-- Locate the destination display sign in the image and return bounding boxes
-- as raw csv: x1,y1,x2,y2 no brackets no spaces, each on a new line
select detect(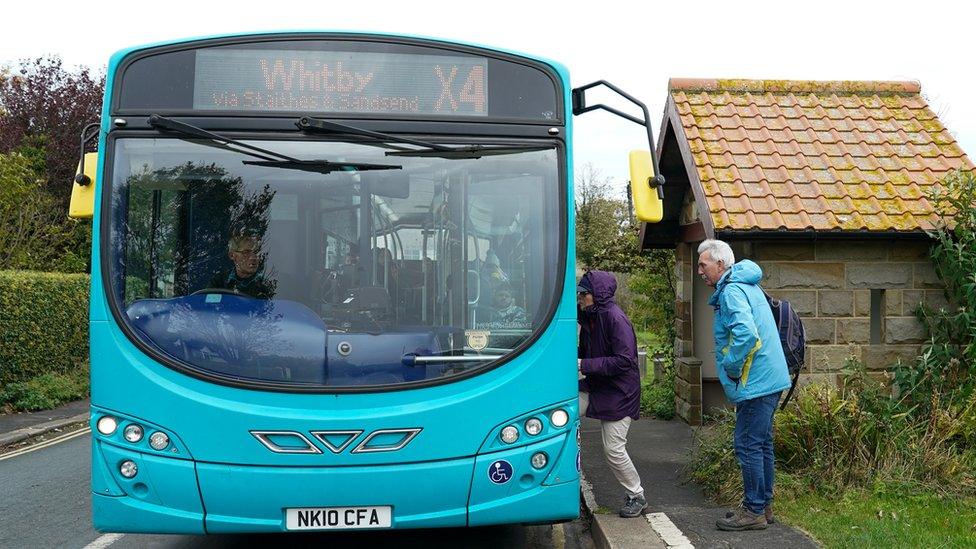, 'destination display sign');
193,49,489,116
